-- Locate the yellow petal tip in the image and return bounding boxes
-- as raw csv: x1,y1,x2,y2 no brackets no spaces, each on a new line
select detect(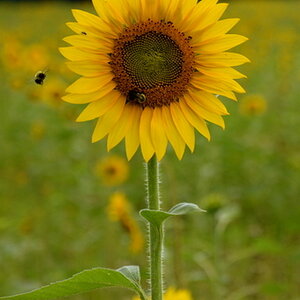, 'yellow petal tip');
143,153,154,162
61,95,69,102
75,115,85,122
